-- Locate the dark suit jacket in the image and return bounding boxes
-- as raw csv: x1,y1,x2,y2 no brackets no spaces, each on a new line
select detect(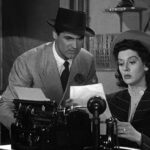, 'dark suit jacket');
1,42,98,128
107,88,150,150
